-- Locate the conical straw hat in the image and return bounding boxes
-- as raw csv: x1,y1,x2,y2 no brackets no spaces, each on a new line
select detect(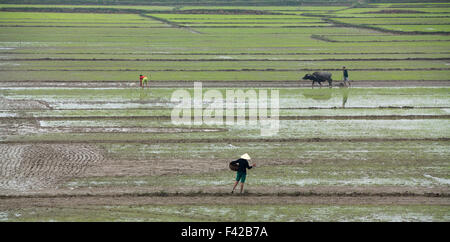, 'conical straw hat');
240,153,251,160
